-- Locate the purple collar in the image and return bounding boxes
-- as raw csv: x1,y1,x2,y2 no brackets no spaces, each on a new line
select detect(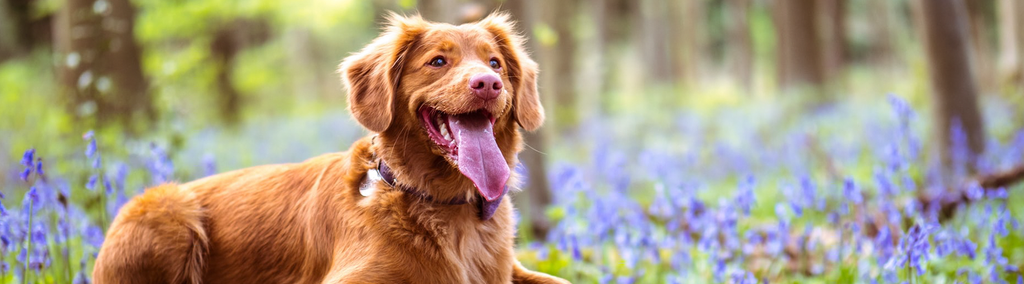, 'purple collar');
377,159,470,206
